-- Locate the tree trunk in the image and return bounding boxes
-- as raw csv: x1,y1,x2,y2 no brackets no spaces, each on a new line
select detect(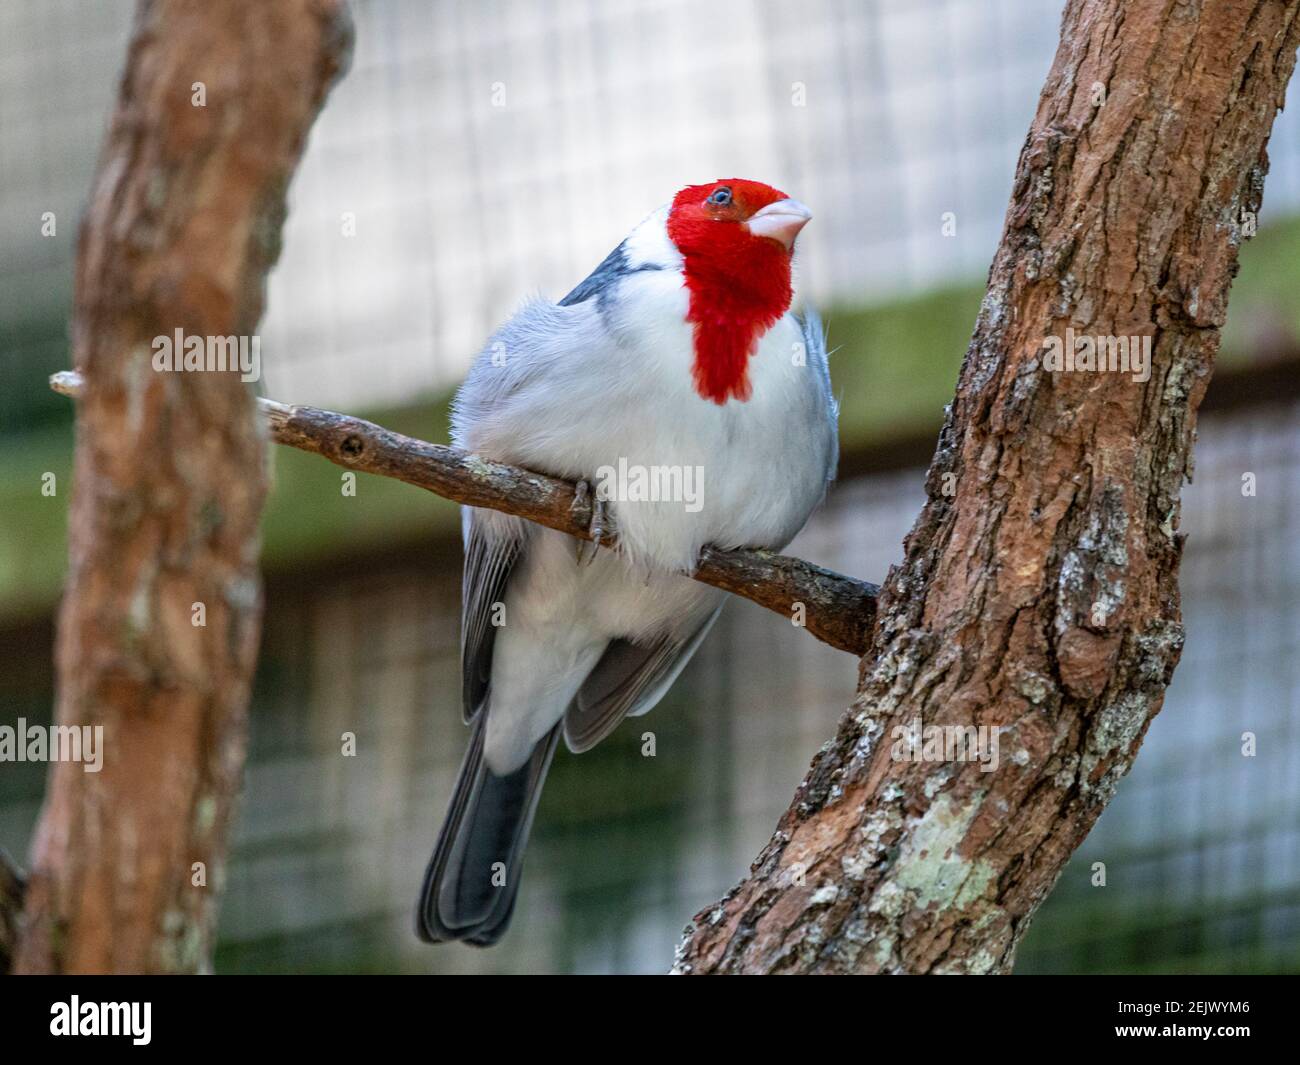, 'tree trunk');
674,0,1300,974
13,0,351,974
